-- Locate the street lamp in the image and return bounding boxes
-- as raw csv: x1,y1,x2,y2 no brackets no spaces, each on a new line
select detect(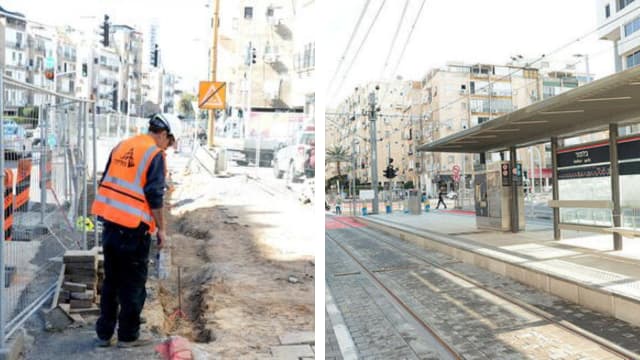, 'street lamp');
573,54,591,83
